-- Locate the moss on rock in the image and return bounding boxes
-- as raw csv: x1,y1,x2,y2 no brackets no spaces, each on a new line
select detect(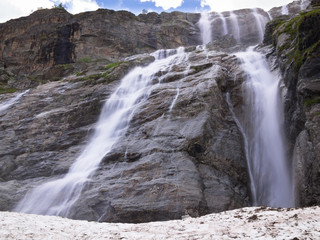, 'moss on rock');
274,8,320,70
